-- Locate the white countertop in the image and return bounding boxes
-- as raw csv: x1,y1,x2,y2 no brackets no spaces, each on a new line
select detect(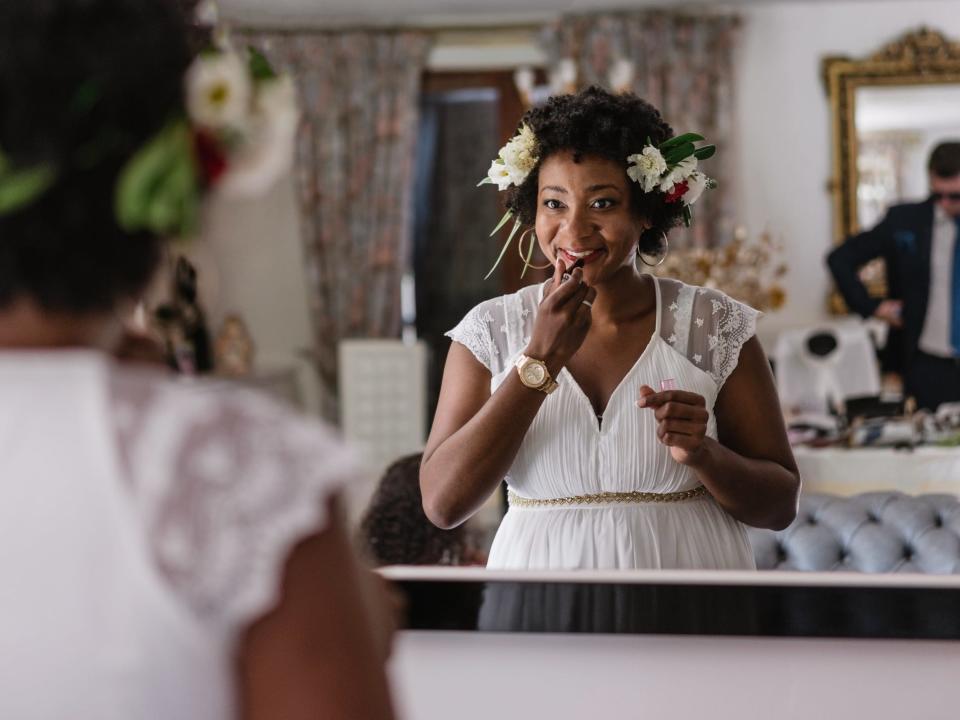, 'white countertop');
379,564,960,589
